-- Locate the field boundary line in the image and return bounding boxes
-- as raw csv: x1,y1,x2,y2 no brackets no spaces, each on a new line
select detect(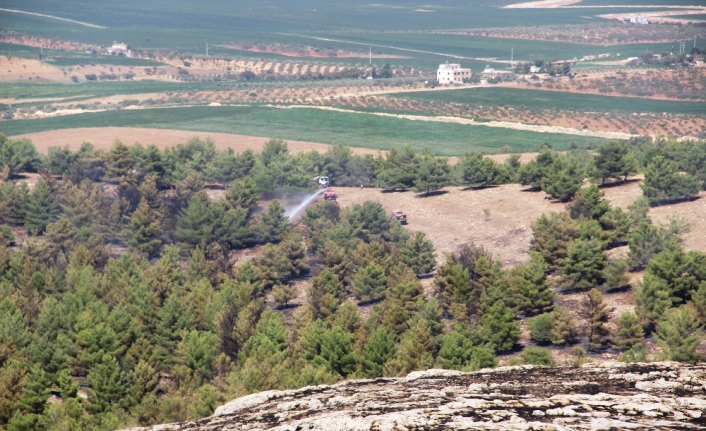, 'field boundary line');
0,8,107,28
270,104,632,140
